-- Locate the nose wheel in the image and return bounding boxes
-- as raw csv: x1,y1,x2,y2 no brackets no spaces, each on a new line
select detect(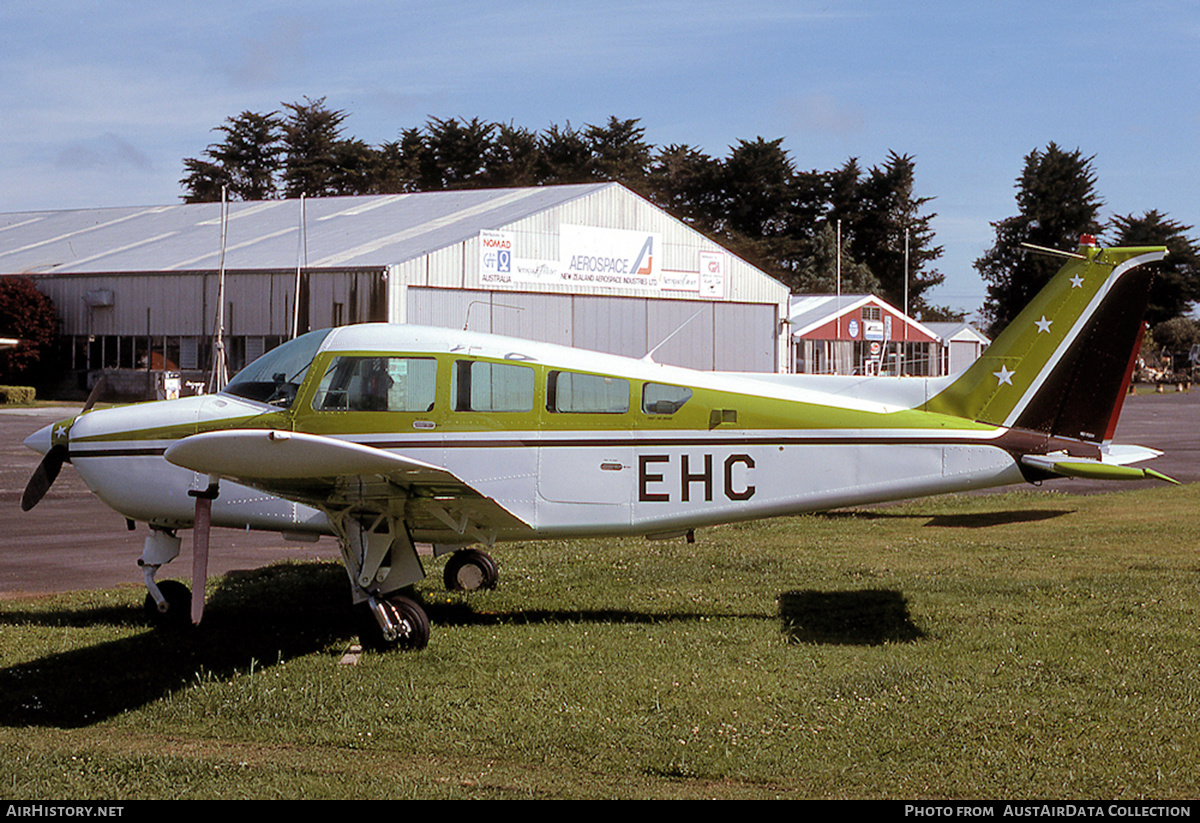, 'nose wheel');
143,579,192,628
358,593,430,651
